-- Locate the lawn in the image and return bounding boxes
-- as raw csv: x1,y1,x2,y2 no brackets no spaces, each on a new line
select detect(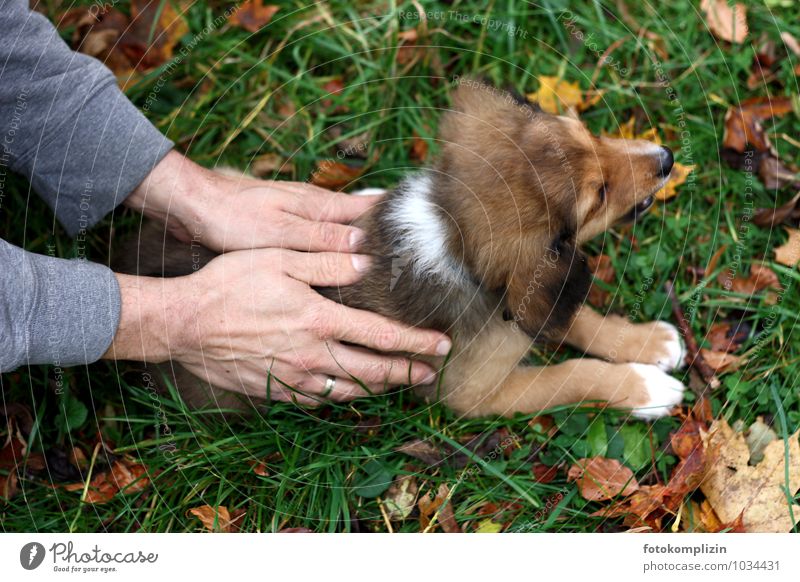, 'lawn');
2,0,799,533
